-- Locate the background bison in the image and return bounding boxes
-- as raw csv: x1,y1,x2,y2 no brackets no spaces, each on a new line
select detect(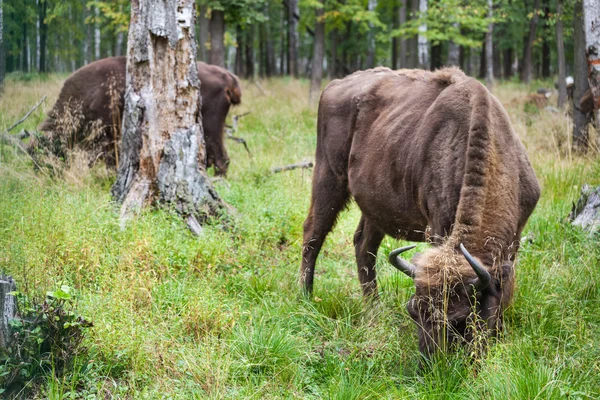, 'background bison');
301,67,540,356
37,56,241,176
